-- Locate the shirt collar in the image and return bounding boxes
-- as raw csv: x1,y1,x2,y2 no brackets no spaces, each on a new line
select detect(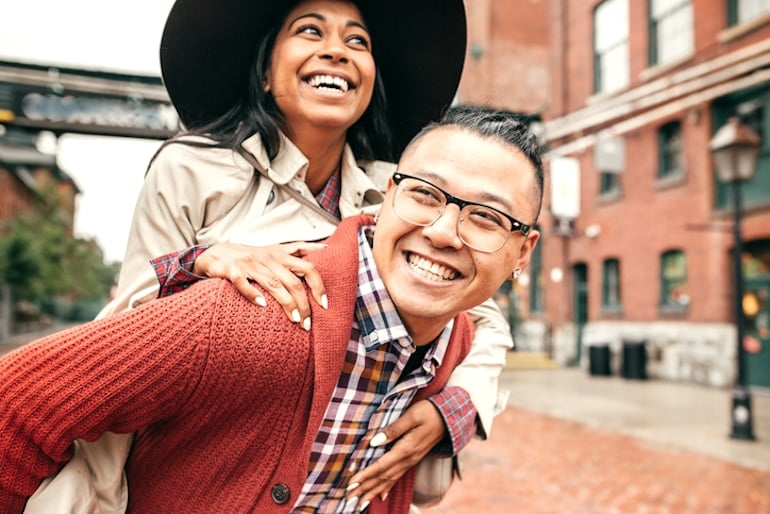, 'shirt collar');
354,226,452,367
